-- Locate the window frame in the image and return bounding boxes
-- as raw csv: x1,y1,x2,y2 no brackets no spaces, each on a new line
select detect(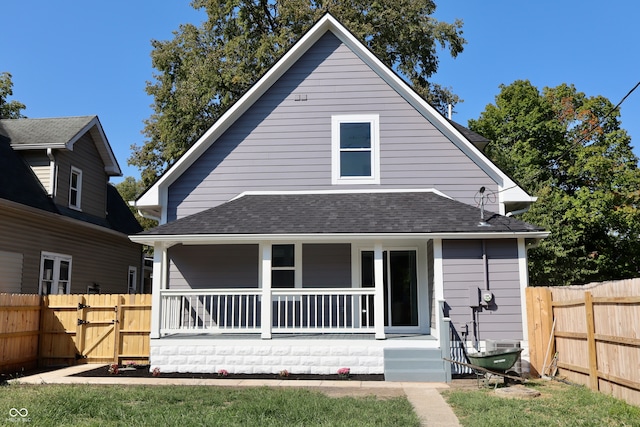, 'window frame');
128,266,138,293
69,166,83,210
39,252,73,295
331,114,380,185
268,243,302,289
